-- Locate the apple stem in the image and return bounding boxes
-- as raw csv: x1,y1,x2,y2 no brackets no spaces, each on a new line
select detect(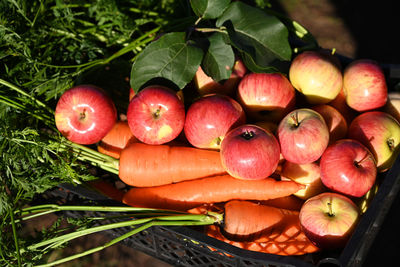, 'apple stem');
387,138,395,151
241,130,255,140
152,108,161,119
327,201,334,217
354,152,370,168
291,112,299,128
79,109,86,120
